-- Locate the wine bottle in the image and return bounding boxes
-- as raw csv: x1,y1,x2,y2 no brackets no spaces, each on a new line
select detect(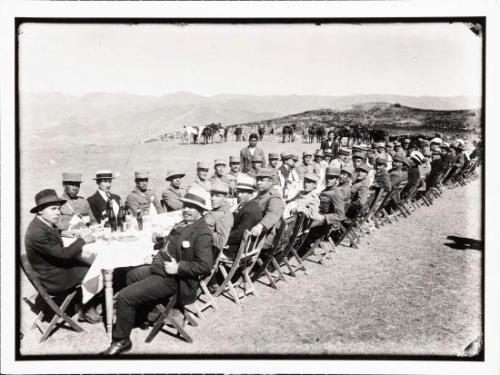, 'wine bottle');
109,204,117,232
136,208,143,231
118,204,126,232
